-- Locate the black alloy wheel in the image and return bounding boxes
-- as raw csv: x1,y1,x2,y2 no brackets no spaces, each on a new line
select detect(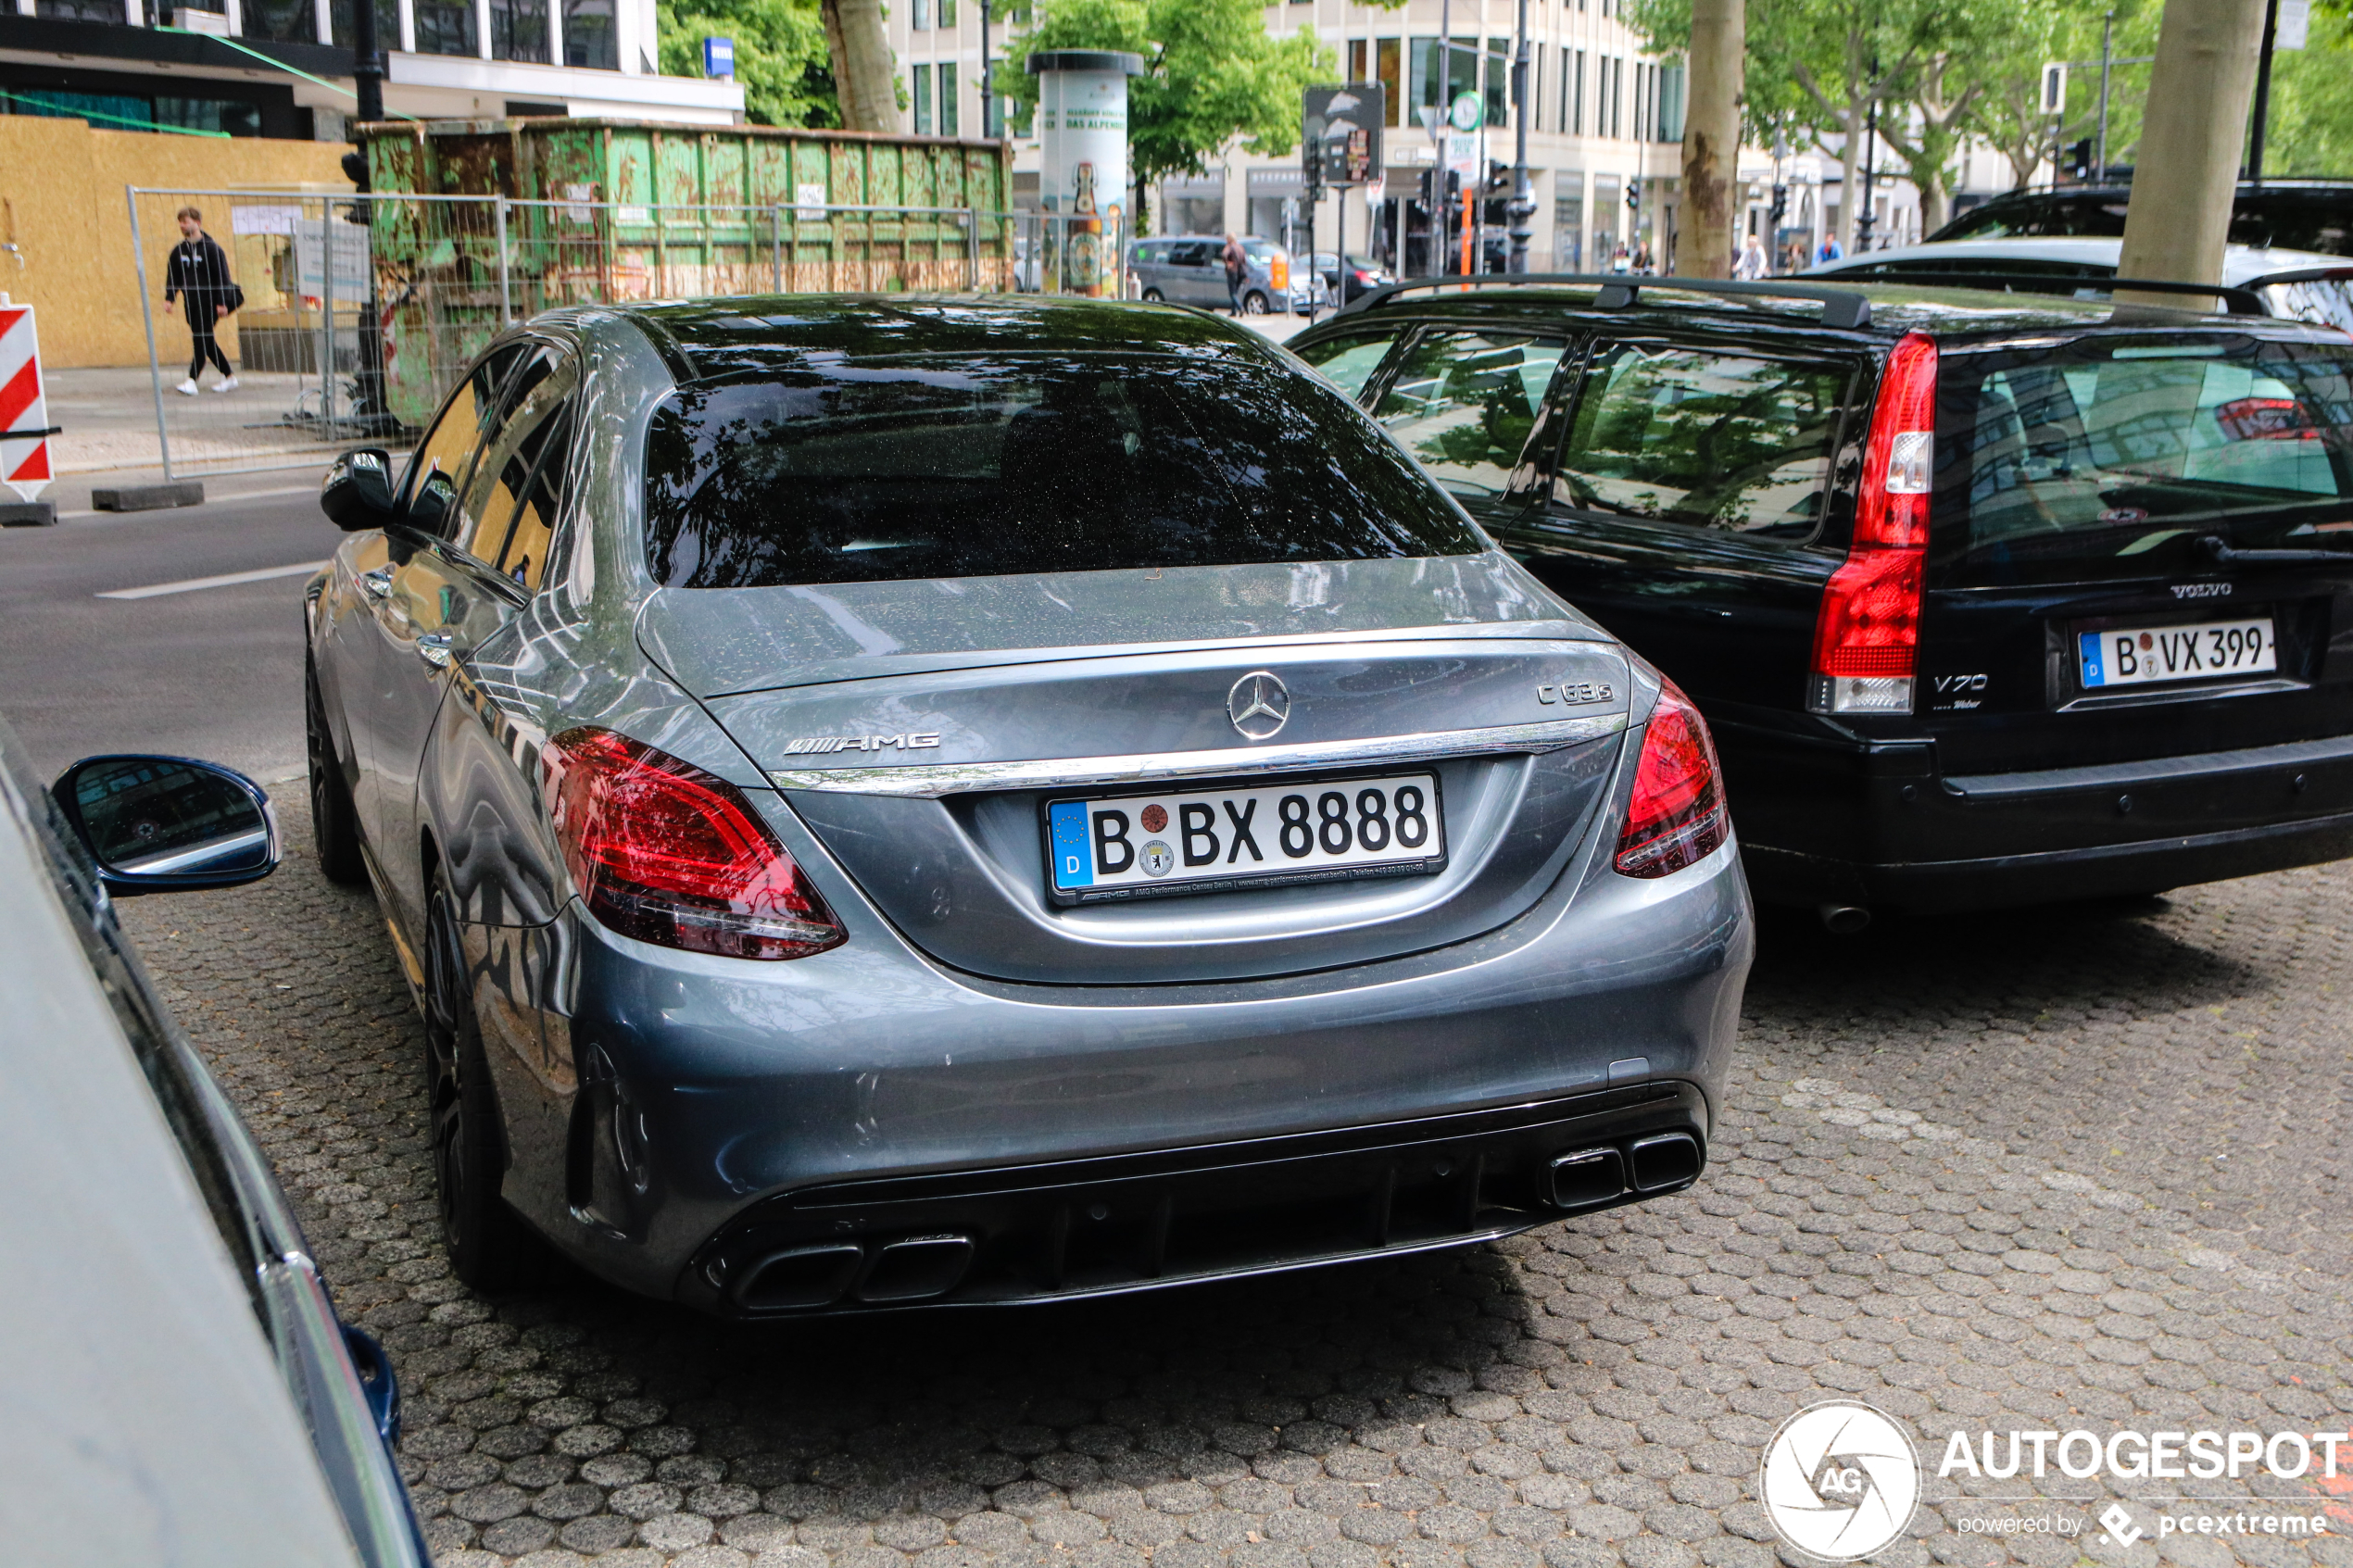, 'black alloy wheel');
422,874,544,1291
305,657,369,886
